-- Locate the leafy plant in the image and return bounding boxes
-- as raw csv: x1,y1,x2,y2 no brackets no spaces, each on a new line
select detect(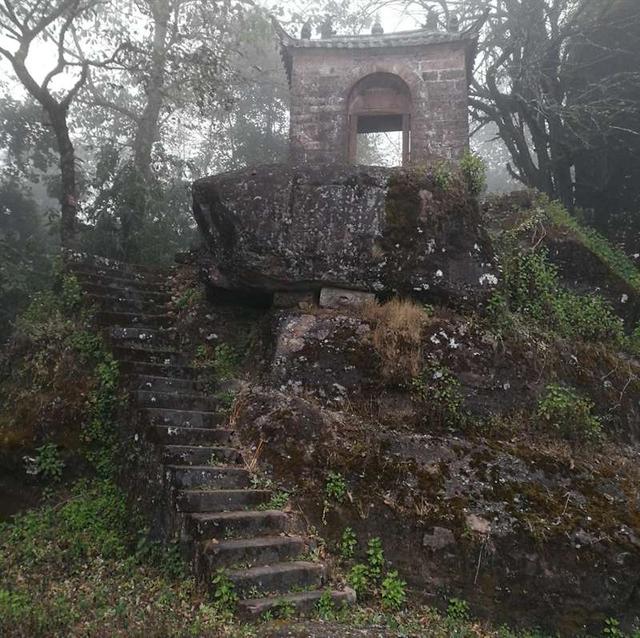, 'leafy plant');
34,443,65,482
347,563,369,595
325,471,347,504
380,570,407,611
366,537,385,580
447,597,470,622
211,570,238,614
338,526,357,560
412,366,466,428
460,150,487,197
603,617,624,638
433,160,453,191
259,490,289,511
316,590,336,620
537,384,602,442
